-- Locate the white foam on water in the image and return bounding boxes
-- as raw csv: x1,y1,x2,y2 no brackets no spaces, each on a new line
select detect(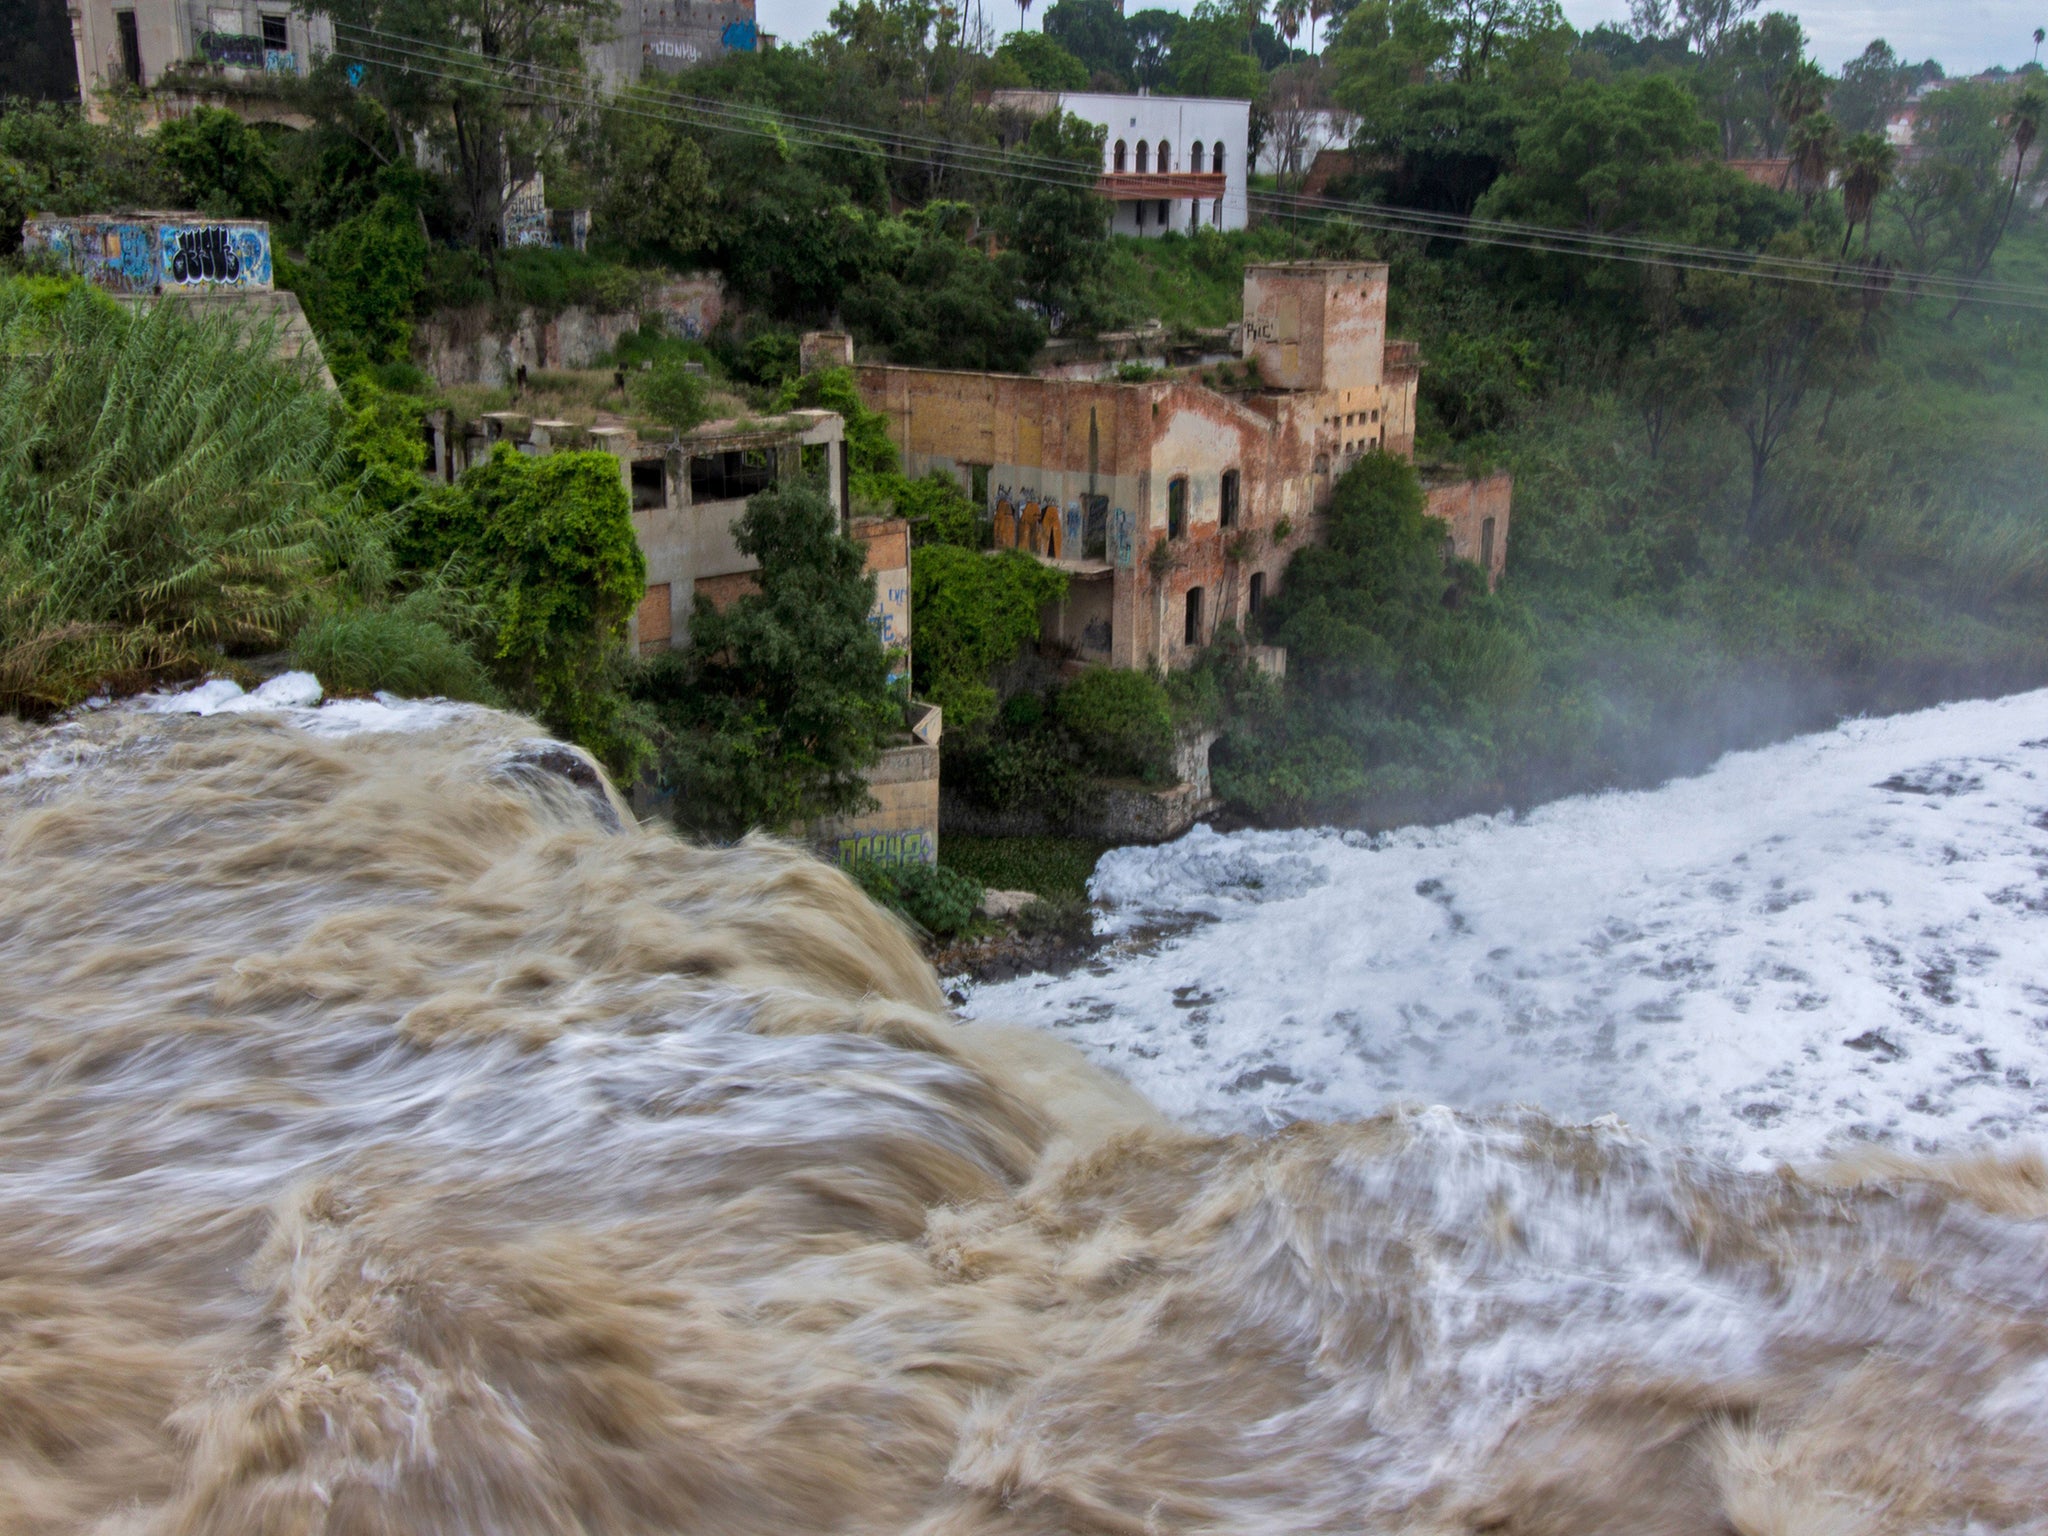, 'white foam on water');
125,671,475,734
964,689,2048,1168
